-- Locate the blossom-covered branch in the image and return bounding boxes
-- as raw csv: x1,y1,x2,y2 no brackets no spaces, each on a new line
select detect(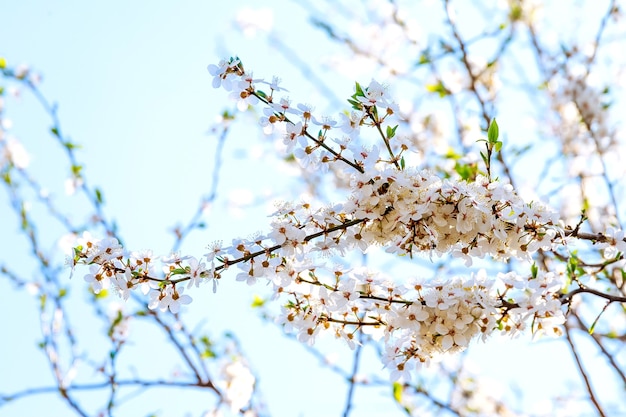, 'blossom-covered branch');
72,56,626,381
